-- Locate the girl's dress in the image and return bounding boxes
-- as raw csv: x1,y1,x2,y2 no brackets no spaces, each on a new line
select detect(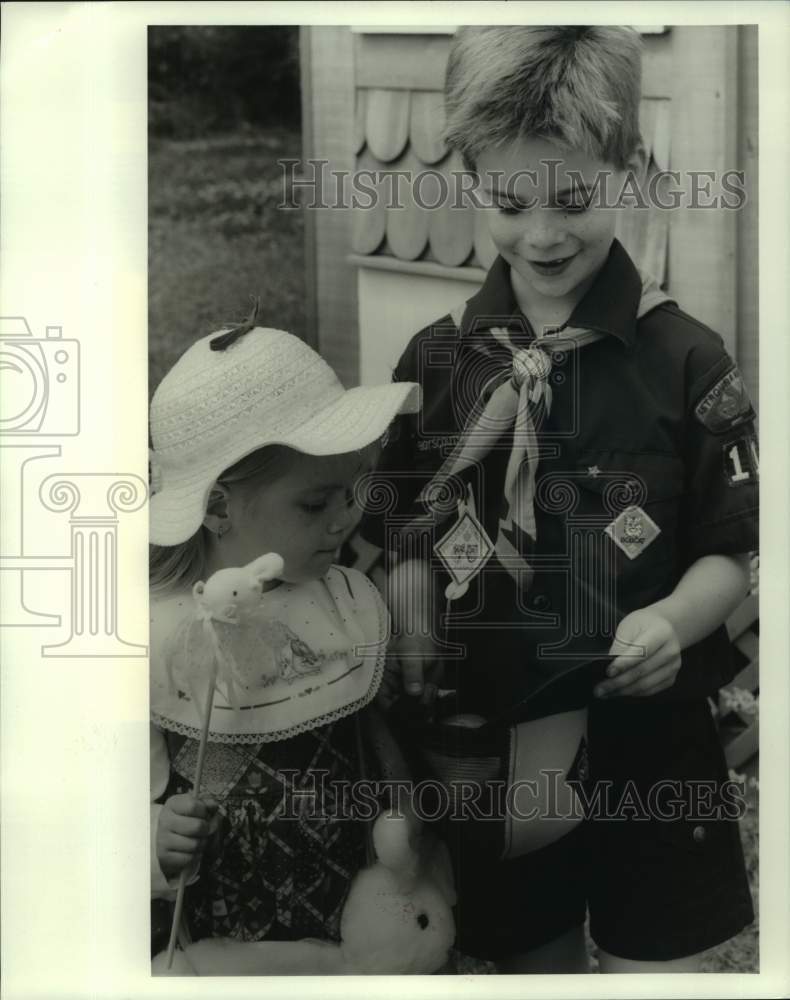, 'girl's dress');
150,565,388,944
